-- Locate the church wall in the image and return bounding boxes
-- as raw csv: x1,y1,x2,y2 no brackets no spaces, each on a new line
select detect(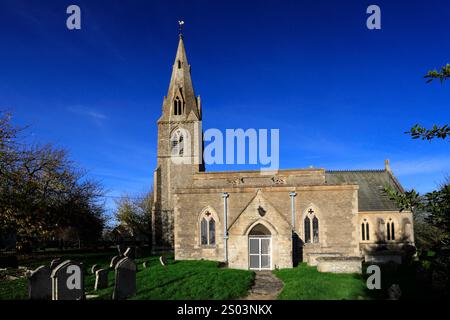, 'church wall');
174,192,225,261
174,184,360,270
308,188,358,258
263,186,360,260
191,169,325,188
226,190,293,269
358,210,415,258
